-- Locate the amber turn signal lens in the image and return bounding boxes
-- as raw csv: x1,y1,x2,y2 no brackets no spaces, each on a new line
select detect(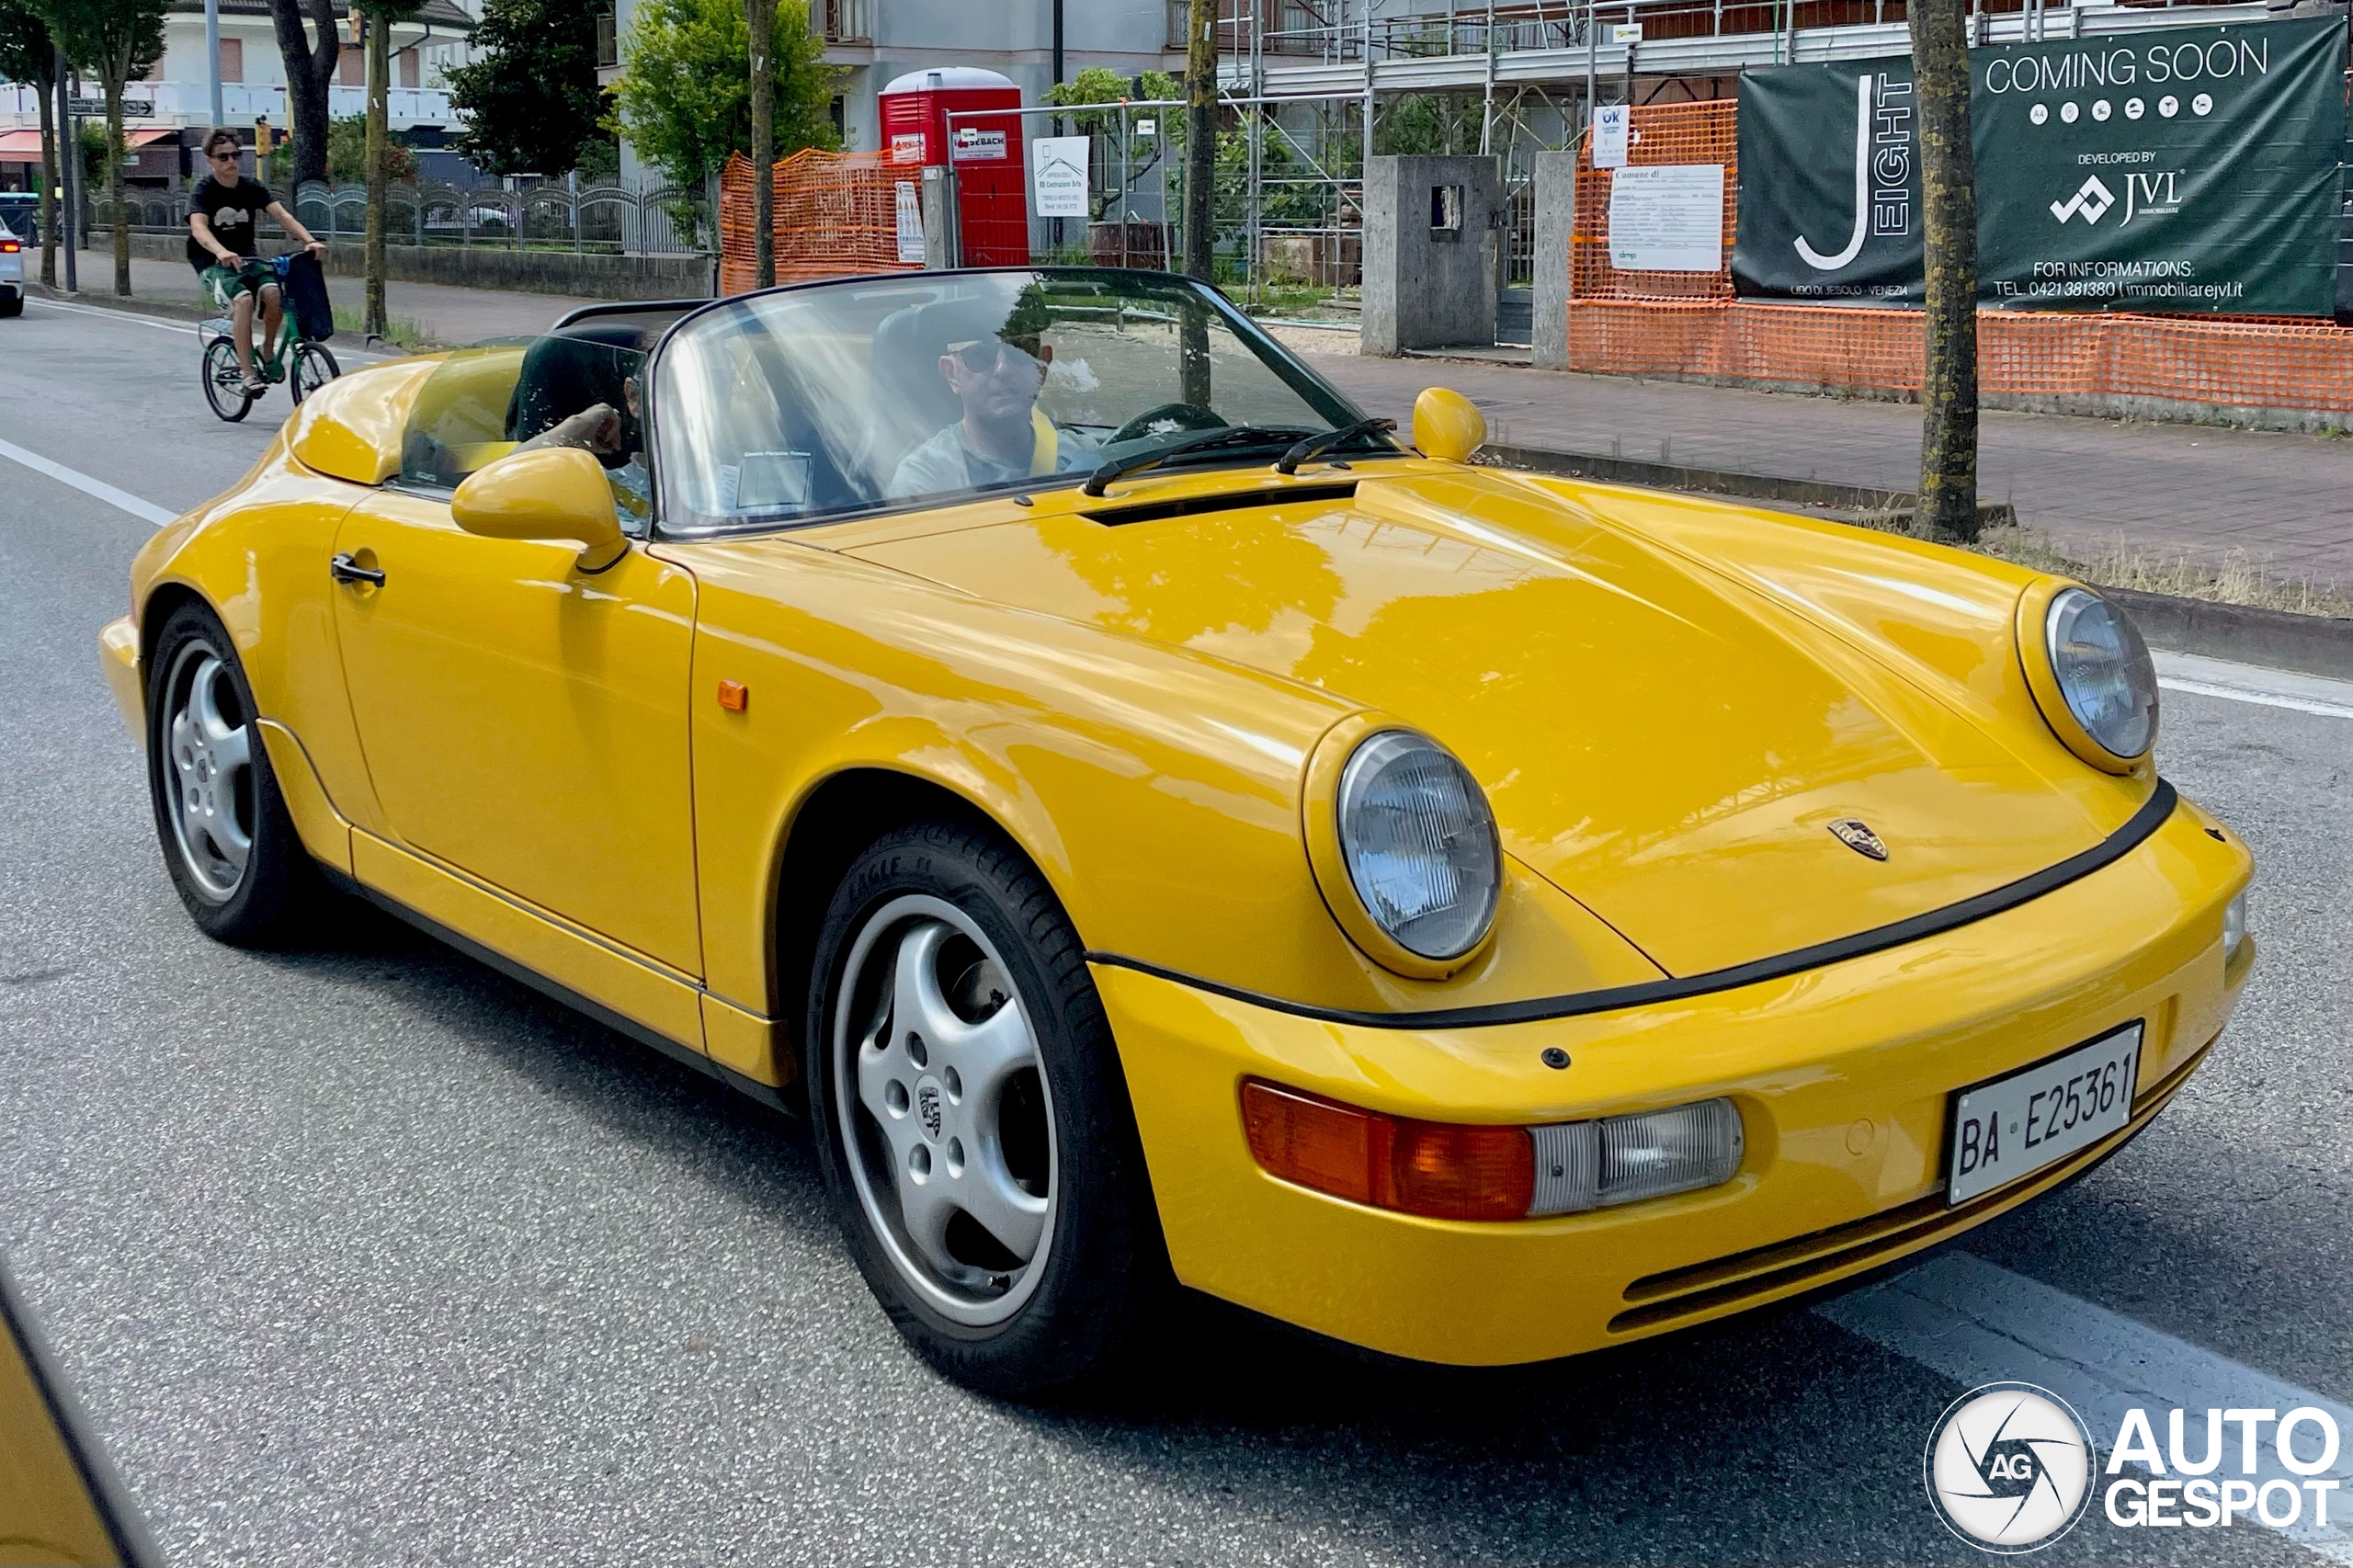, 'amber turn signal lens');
716,679,748,711
1240,1080,1535,1221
